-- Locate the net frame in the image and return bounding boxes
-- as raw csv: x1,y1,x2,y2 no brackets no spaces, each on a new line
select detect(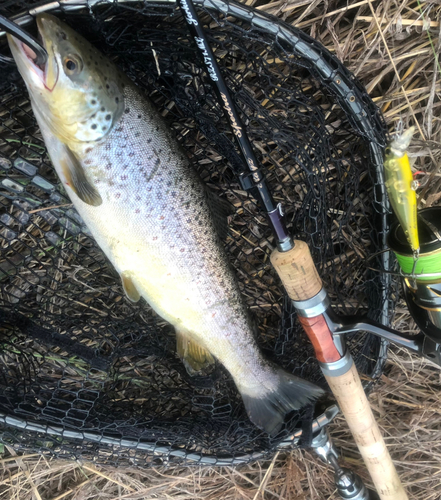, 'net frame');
0,0,391,466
